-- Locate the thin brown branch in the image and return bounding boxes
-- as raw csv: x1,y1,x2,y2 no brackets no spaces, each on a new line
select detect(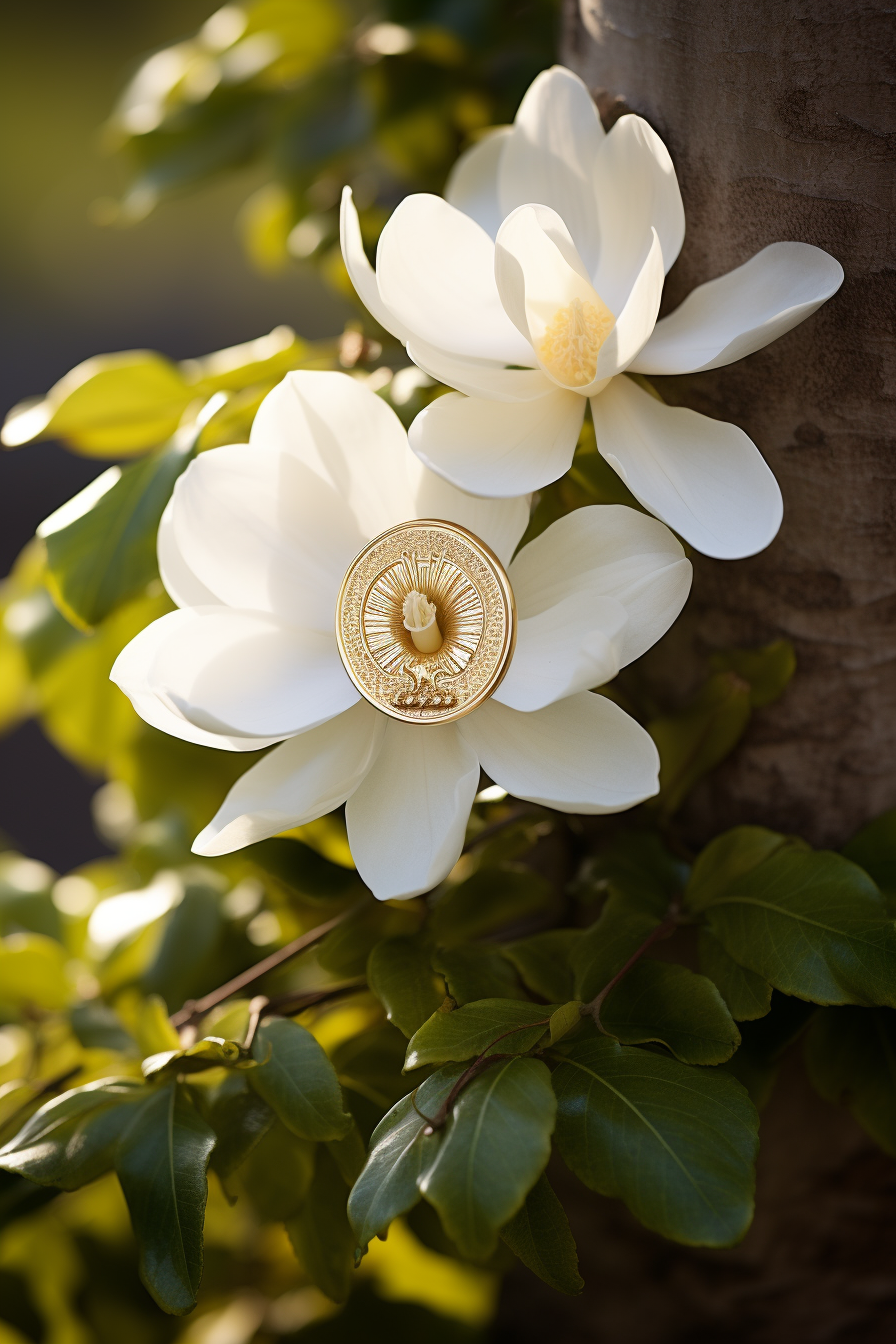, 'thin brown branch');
170,904,361,1029
416,1016,552,1133
587,900,681,1031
